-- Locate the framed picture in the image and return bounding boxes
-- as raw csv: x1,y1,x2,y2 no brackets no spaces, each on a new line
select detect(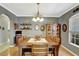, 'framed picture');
14,23,19,30
62,24,67,32
40,25,45,31
47,24,51,31
35,24,39,30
